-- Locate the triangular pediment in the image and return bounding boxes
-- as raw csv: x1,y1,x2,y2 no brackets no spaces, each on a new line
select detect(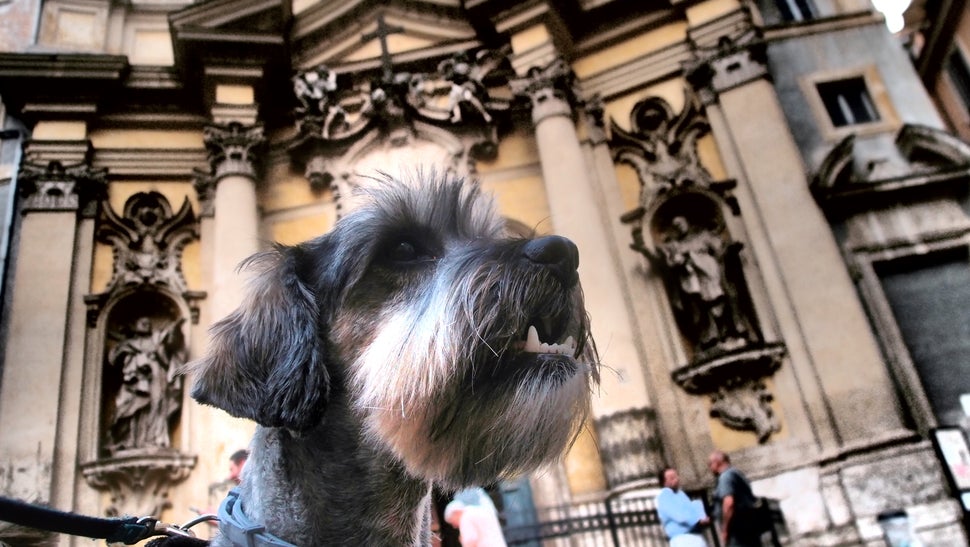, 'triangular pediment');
291,3,481,72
